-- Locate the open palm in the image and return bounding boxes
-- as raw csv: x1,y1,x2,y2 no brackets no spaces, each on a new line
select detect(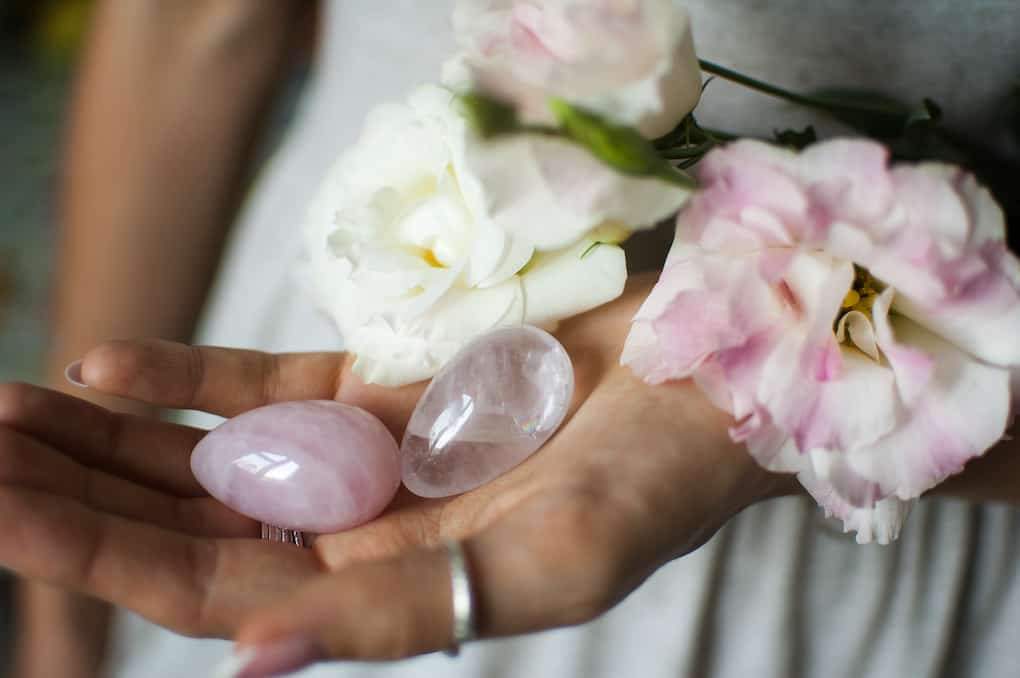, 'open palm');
0,275,783,660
